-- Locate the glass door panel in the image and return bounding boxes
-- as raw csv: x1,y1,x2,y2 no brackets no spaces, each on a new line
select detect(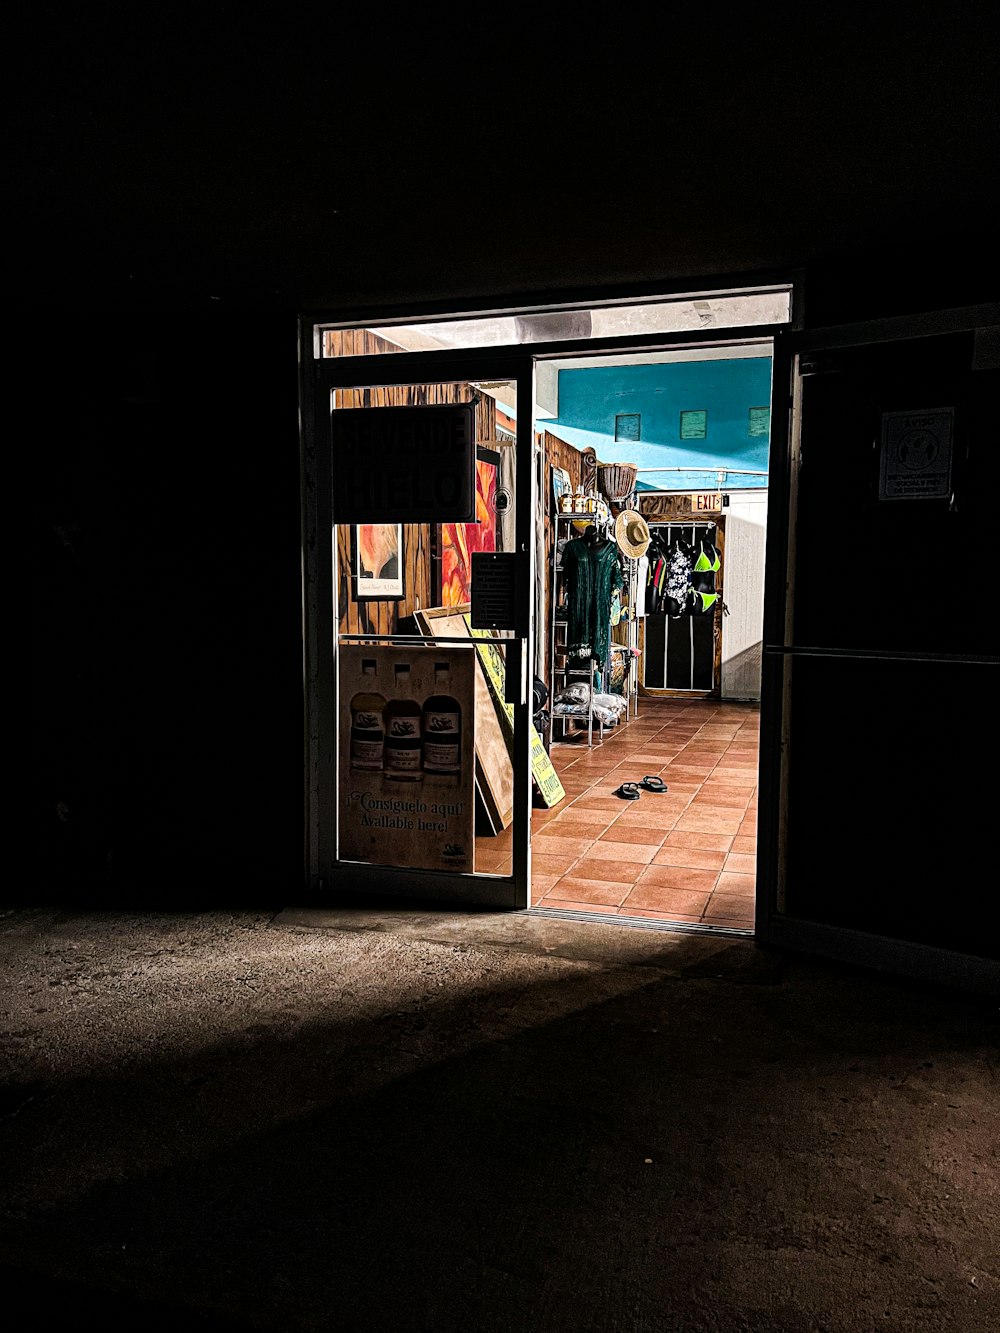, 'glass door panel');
322,373,528,907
